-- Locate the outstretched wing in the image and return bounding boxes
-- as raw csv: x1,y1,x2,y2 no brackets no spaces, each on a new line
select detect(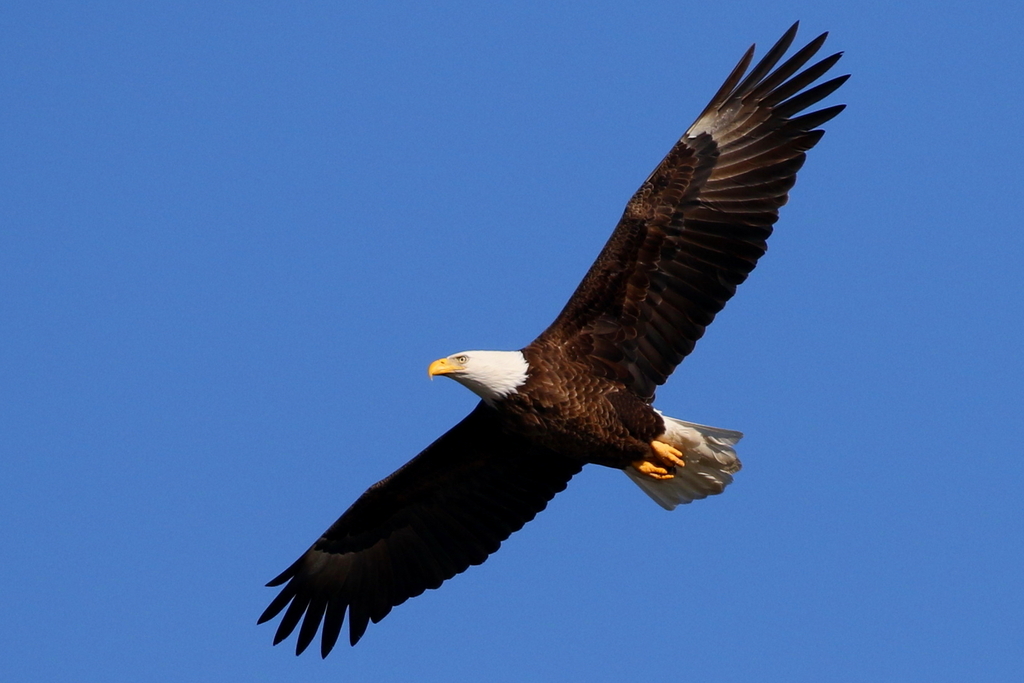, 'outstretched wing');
534,23,848,400
258,403,581,657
